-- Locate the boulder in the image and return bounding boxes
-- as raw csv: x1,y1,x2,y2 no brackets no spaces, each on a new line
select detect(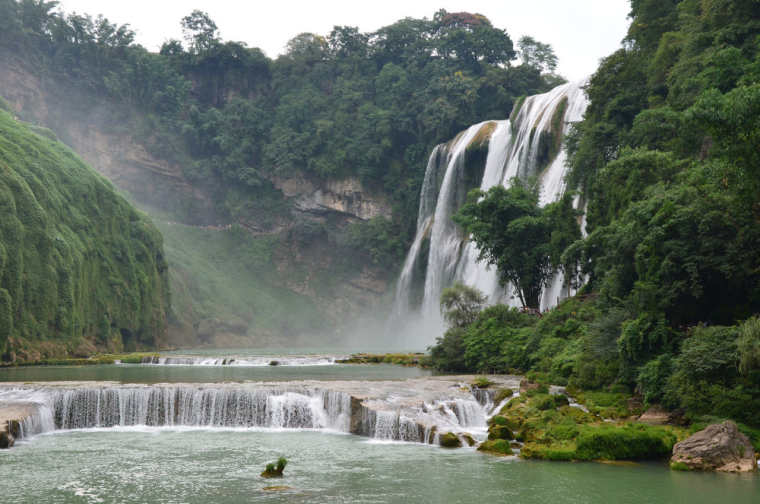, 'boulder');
670,421,756,472
439,432,462,448
0,430,14,449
